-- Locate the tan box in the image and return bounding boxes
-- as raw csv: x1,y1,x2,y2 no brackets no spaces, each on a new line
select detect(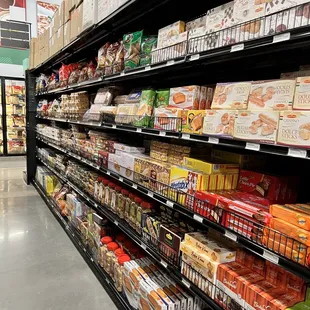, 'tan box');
168,85,200,109
248,80,296,111
57,25,64,51
63,21,71,47
70,8,77,40
55,1,65,28
293,77,310,110
64,0,70,22
234,110,279,144
49,34,56,57
277,111,310,147
211,82,251,110
68,0,75,11
76,2,83,36
29,38,38,68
